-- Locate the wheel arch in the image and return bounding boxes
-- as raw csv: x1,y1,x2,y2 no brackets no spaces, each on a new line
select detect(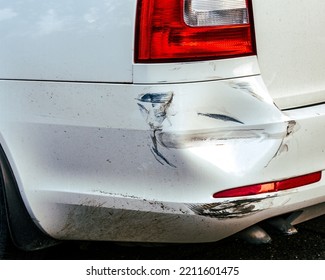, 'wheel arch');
0,145,59,251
